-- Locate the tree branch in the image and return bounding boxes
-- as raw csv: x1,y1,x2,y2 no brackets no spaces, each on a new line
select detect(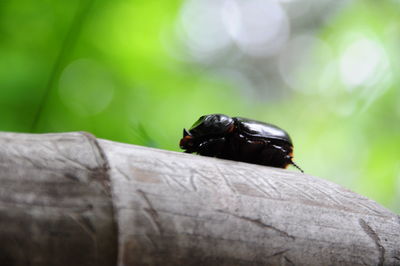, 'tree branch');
0,132,399,266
